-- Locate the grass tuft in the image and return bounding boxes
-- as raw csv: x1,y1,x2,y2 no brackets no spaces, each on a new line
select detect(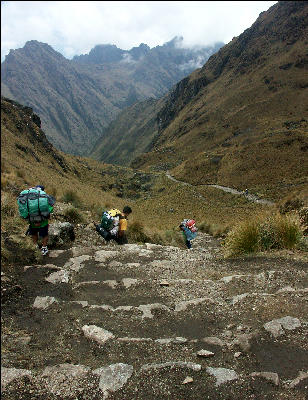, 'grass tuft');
224,213,303,257
63,206,85,224
62,190,82,208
